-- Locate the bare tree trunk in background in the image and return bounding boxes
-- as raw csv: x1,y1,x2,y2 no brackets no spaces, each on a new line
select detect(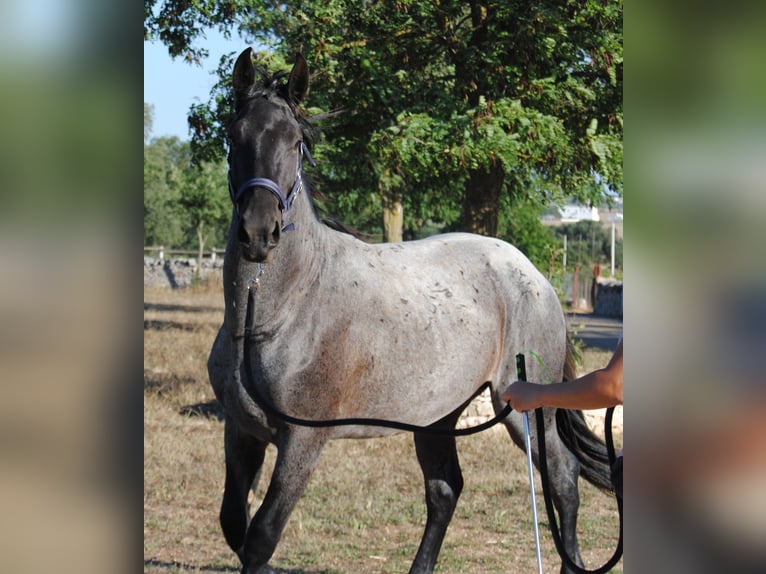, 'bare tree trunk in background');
381,183,404,243
196,223,206,275
460,163,504,237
